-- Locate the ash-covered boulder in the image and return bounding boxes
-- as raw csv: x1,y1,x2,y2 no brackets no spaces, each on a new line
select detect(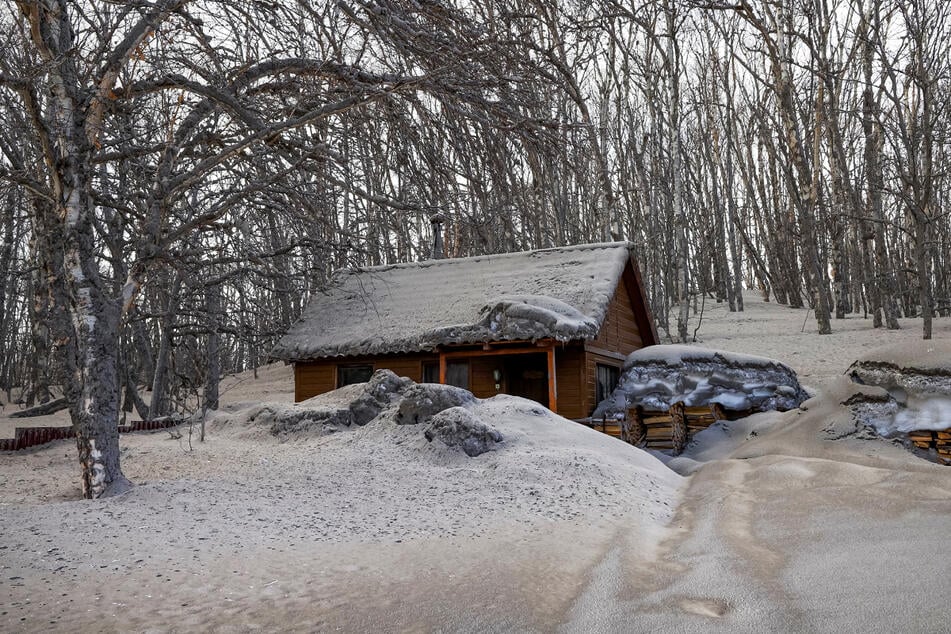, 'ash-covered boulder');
205,400,353,439
424,406,503,456
595,344,808,418
252,404,353,437
263,369,412,436
395,383,478,425
348,369,413,425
